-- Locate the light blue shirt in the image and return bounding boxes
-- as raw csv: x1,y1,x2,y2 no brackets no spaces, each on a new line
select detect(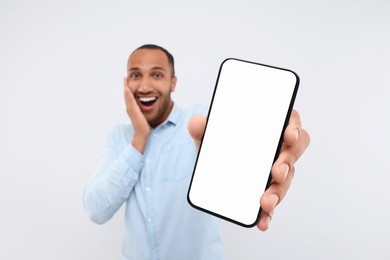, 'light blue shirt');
83,104,224,260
